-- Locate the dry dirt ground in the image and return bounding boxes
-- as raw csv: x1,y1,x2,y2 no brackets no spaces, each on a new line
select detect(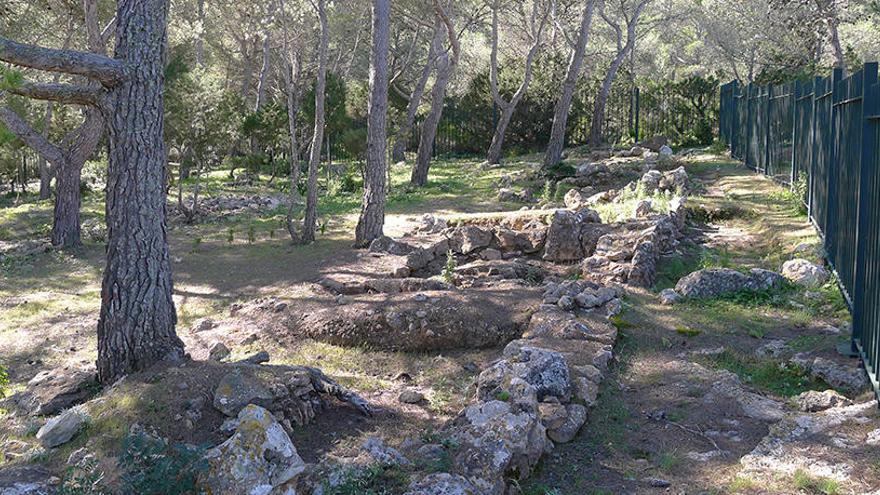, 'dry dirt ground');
1,153,878,494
